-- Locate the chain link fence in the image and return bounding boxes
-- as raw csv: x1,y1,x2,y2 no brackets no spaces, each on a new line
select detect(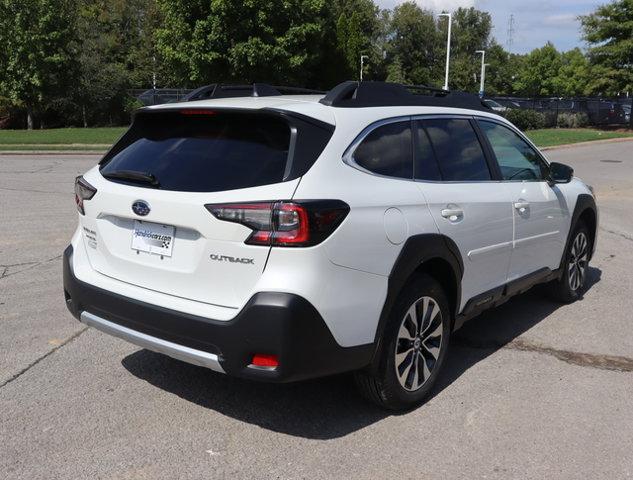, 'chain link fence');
128,88,193,106
489,96,633,128
129,89,633,129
